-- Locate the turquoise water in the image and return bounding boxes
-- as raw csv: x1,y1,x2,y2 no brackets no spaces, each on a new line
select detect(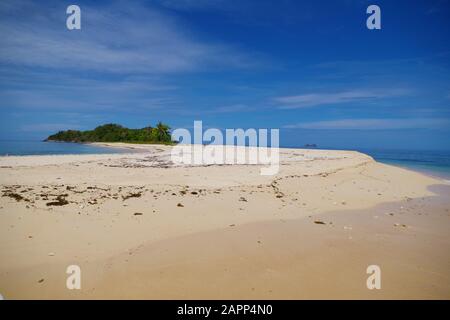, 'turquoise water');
283,145,450,180
1,141,449,180
358,148,450,180
0,140,127,156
